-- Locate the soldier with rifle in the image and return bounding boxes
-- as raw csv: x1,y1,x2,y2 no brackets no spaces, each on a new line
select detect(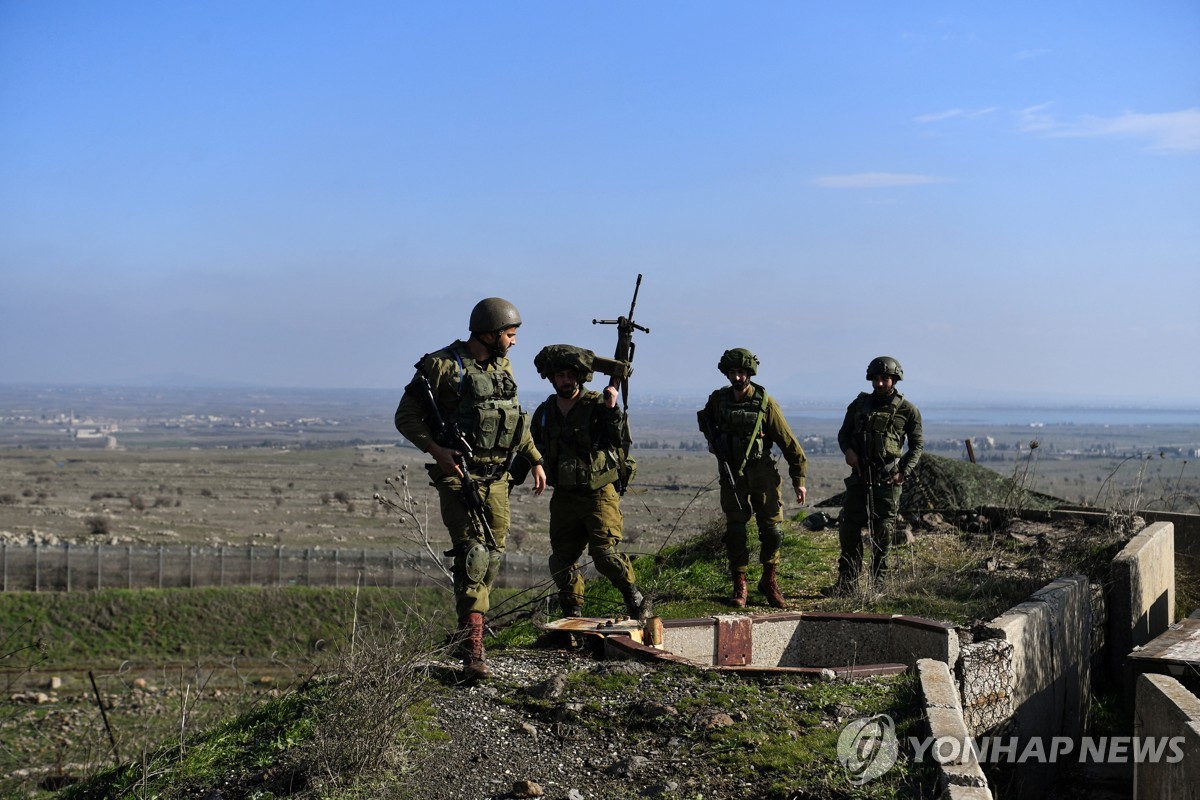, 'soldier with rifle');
698,348,808,608
394,297,546,678
531,344,645,619
833,356,923,596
